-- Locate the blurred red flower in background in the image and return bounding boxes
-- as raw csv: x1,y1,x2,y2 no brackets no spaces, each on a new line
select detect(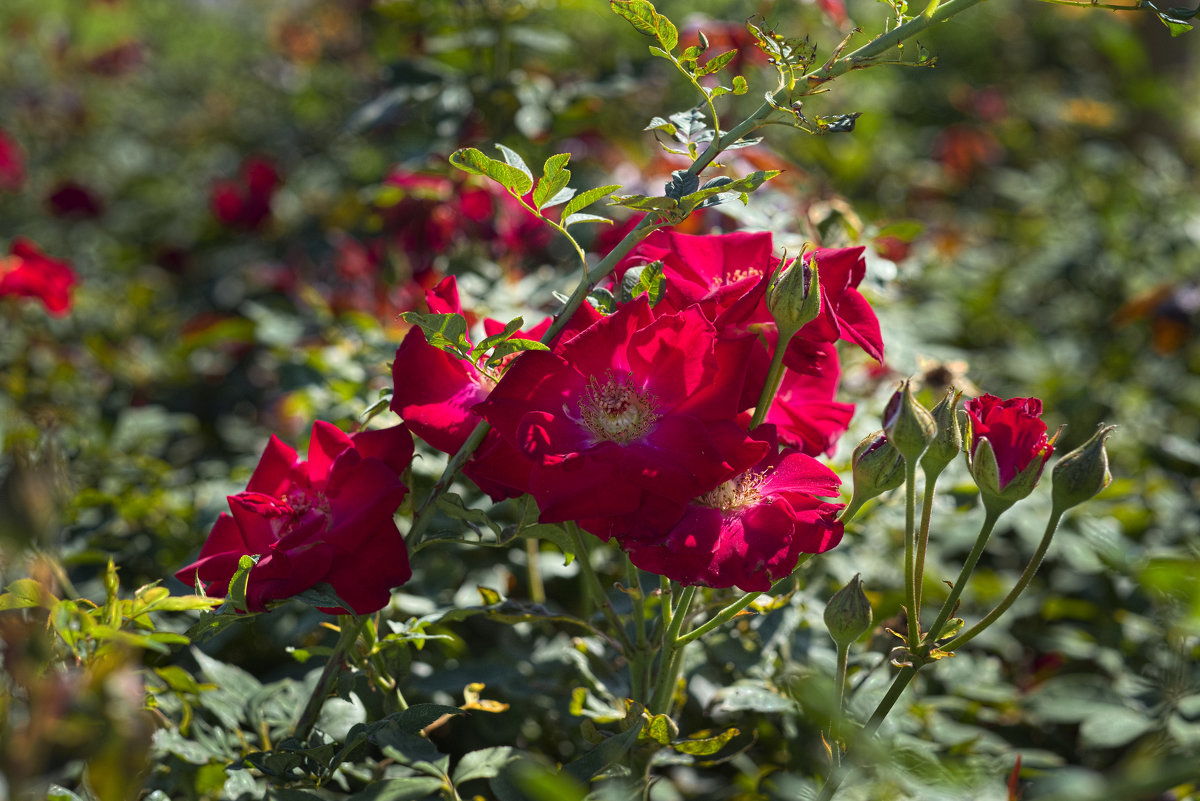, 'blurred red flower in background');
0,239,79,316
210,157,281,231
